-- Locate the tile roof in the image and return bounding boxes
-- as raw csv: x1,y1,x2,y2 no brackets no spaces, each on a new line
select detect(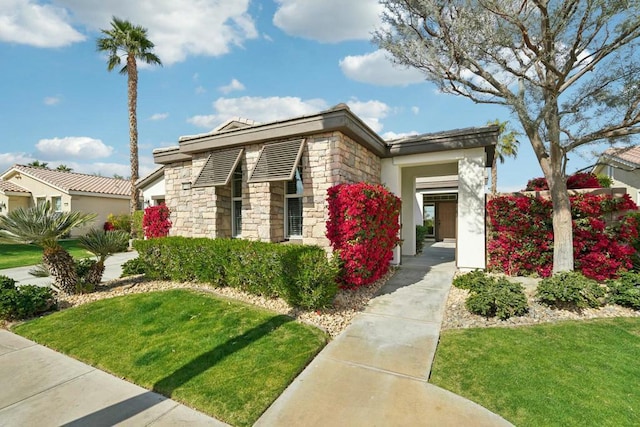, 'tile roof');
604,146,640,167
0,180,29,193
6,165,131,196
